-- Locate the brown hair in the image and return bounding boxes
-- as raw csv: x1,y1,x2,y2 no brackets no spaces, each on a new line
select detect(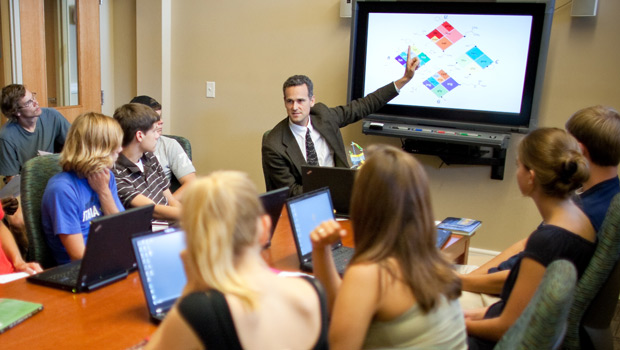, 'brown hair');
113,103,160,147
59,112,123,177
519,128,589,198
565,105,620,167
349,144,461,313
0,84,26,121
